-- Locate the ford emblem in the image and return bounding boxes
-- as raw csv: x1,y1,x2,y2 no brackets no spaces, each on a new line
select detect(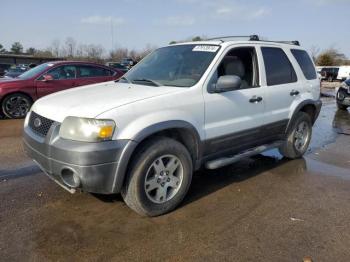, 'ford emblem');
33,118,42,128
